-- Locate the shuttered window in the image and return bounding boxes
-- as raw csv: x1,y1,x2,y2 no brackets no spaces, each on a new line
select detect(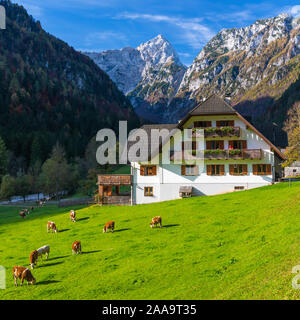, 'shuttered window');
144,187,153,196
182,165,198,176
228,140,247,149
253,164,272,175
229,164,248,175
207,164,225,176
140,165,157,176
194,121,212,128
216,120,234,127
206,140,224,150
